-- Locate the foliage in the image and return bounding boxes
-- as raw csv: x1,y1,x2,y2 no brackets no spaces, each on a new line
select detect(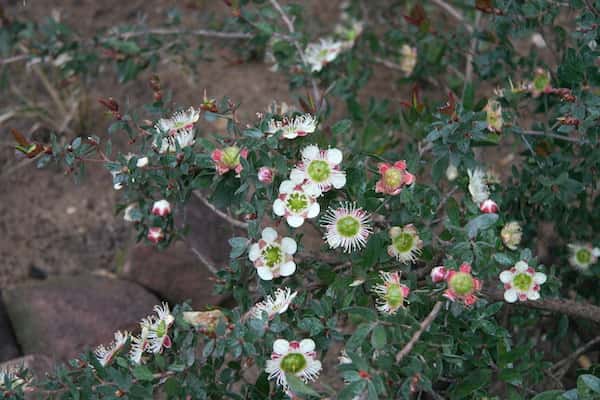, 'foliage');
1,0,599,399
